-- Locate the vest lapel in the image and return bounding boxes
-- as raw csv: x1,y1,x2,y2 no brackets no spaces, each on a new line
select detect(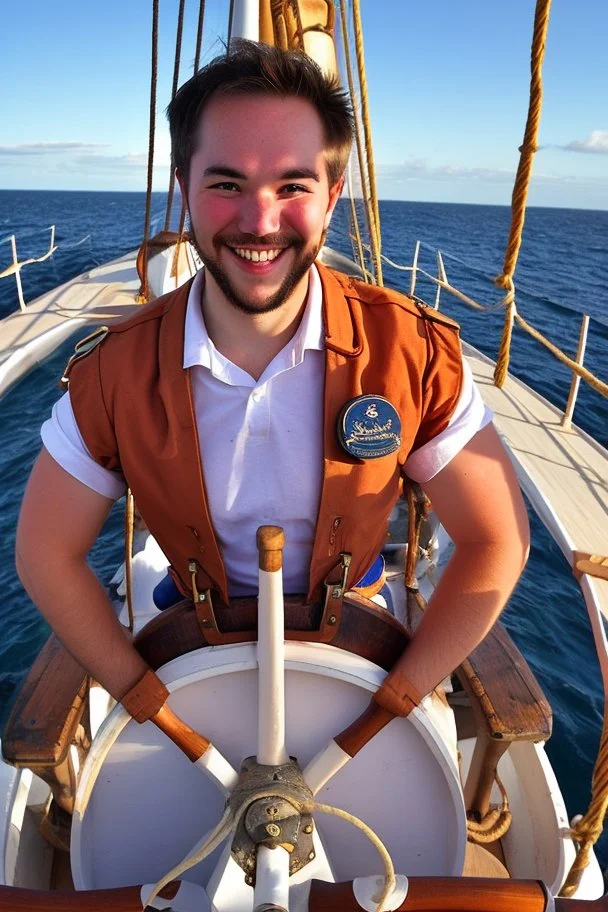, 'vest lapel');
308,265,363,602
160,281,229,603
